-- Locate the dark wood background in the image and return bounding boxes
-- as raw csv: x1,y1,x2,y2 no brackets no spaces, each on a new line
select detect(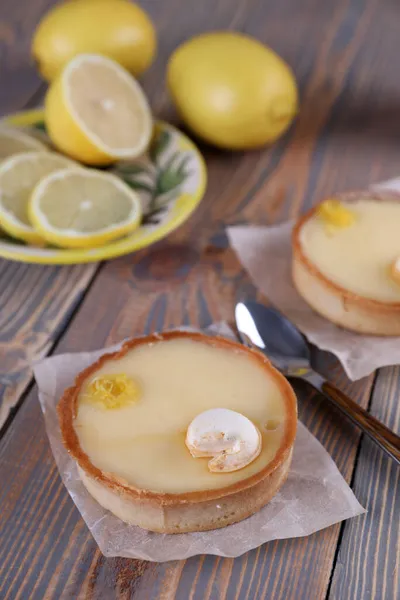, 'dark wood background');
0,0,399,598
